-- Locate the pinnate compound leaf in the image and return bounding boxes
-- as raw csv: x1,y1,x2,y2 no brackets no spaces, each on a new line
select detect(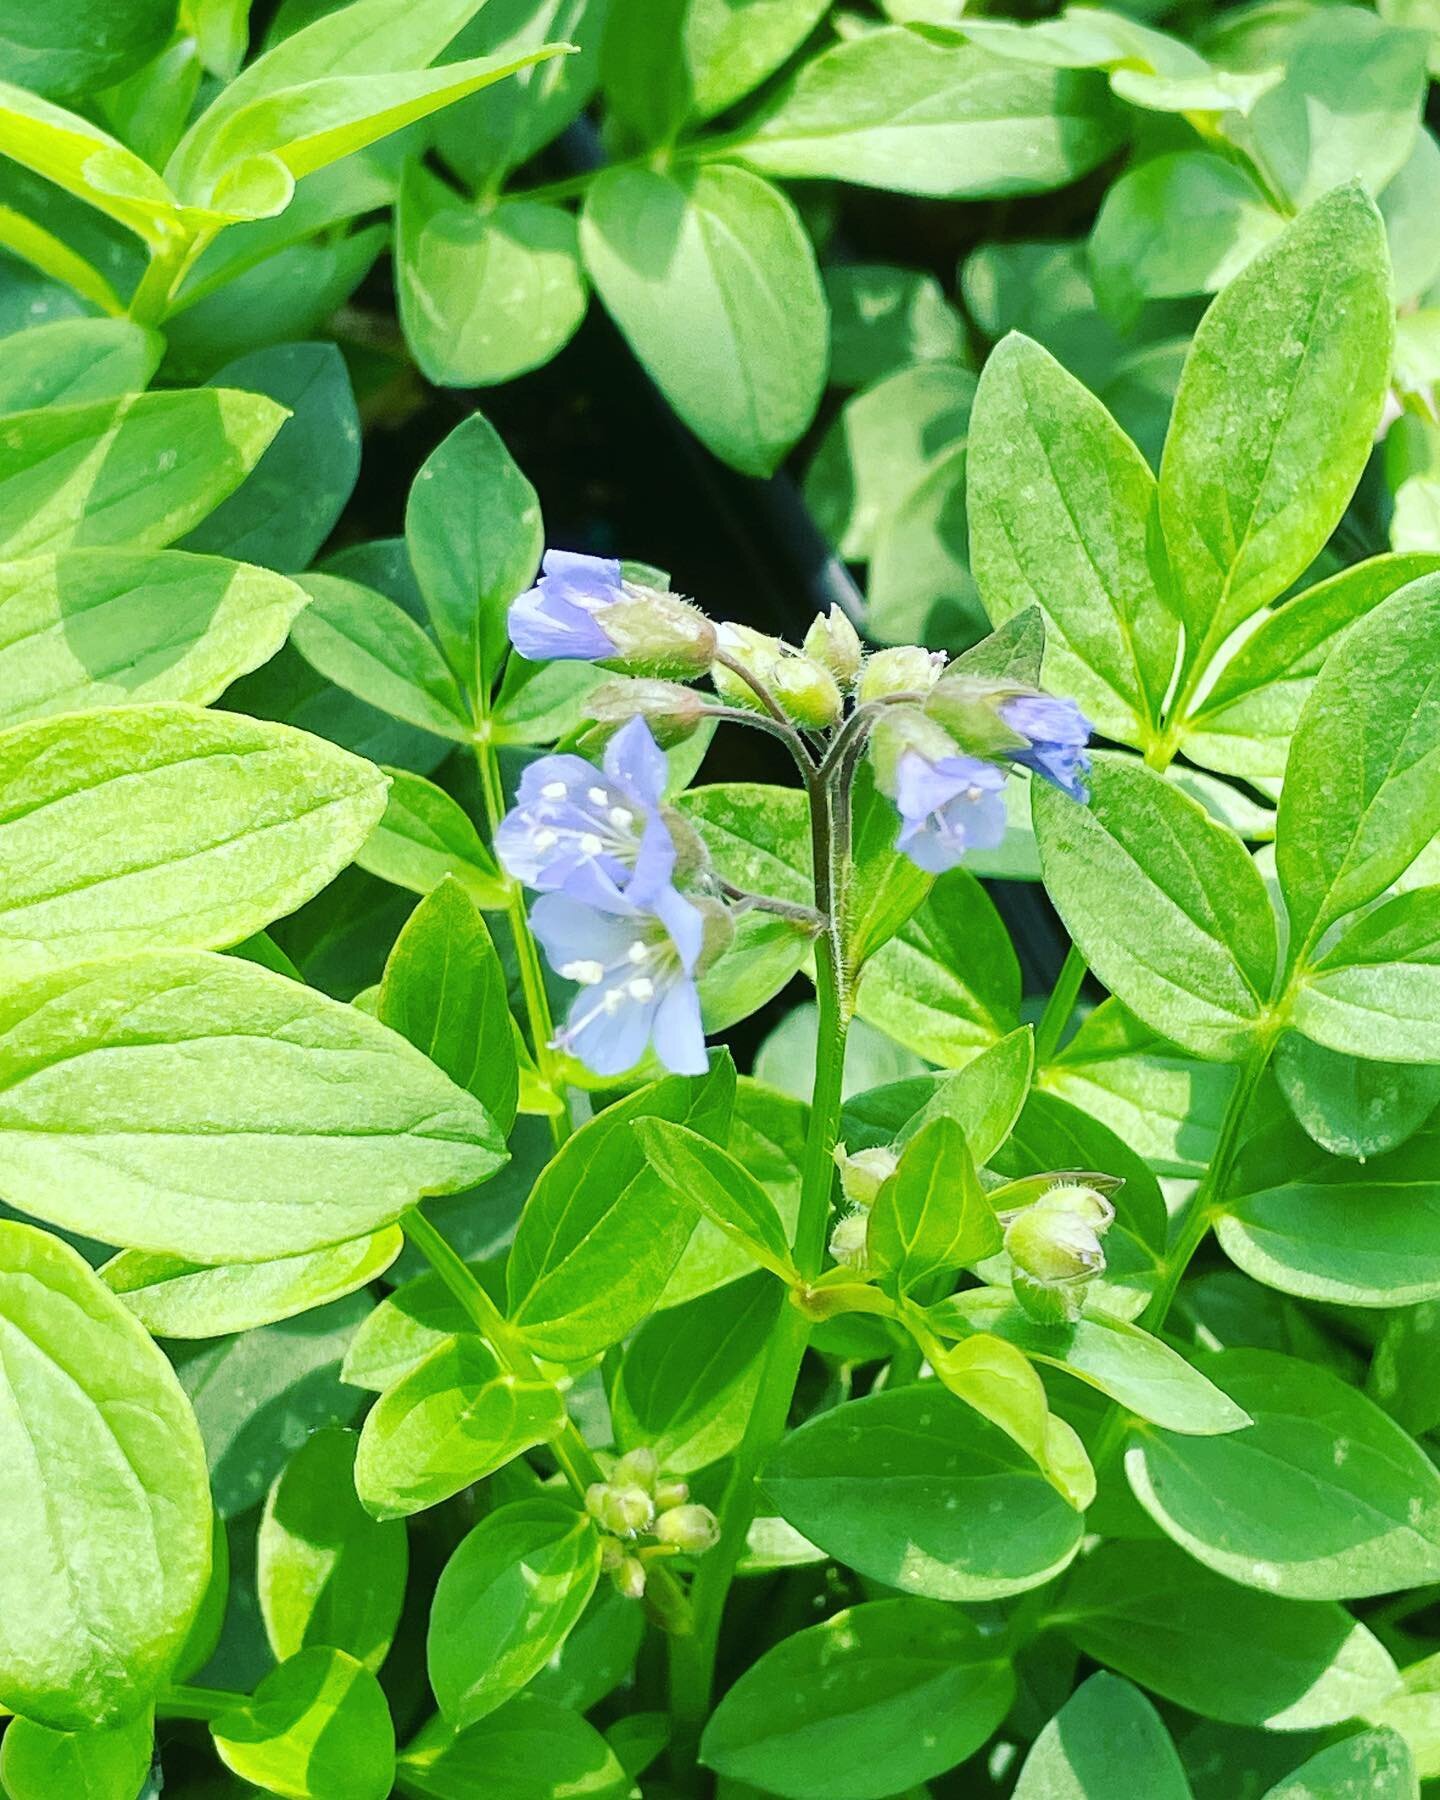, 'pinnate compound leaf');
762,1386,1083,1602
0,950,505,1262
700,1598,1015,1799
211,1646,395,1800
1033,754,1277,1061
428,1500,601,1729
354,1336,566,1521
0,1220,212,1729
258,1428,408,1674
1011,1673,1191,1800
1058,1539,1398,1729
0,702,389,980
